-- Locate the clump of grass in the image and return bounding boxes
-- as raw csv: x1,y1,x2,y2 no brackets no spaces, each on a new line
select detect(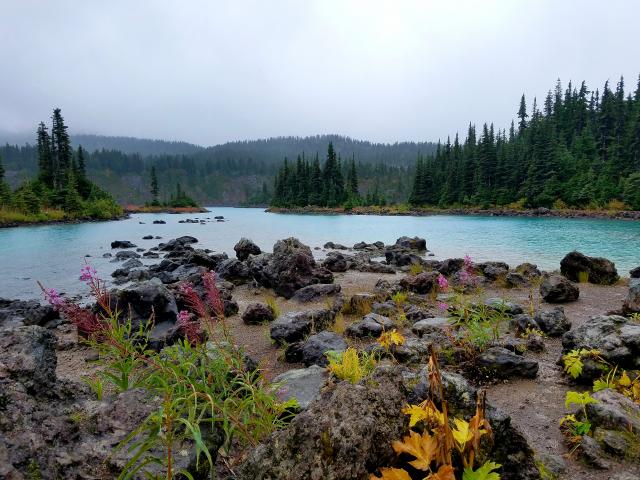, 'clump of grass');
391,291,408,306
330,312,346,335
577,271,590,283
326,348,377,384
265,295,281,318
344,294,374,315
409,263,424,275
